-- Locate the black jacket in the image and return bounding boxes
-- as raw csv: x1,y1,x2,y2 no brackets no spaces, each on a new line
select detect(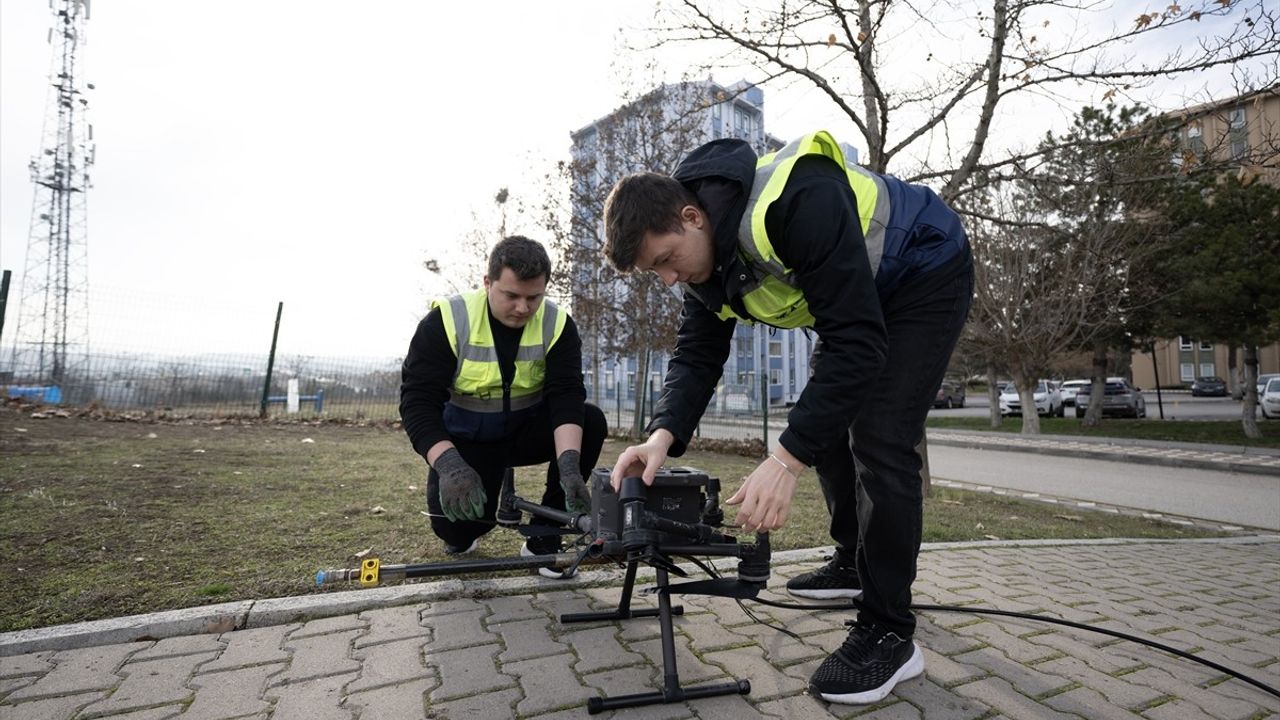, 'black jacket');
648,139,893,467
400,304,586,457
